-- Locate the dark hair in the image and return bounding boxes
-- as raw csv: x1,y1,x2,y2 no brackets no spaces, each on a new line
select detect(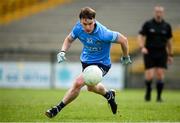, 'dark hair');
79,7,96,19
